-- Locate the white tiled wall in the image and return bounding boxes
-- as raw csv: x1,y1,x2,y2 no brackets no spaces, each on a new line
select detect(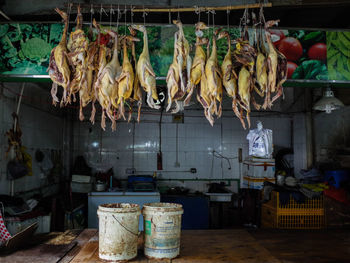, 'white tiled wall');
0,83,64,195
73,110,292,193
293,113,307,178
313,106,350,162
